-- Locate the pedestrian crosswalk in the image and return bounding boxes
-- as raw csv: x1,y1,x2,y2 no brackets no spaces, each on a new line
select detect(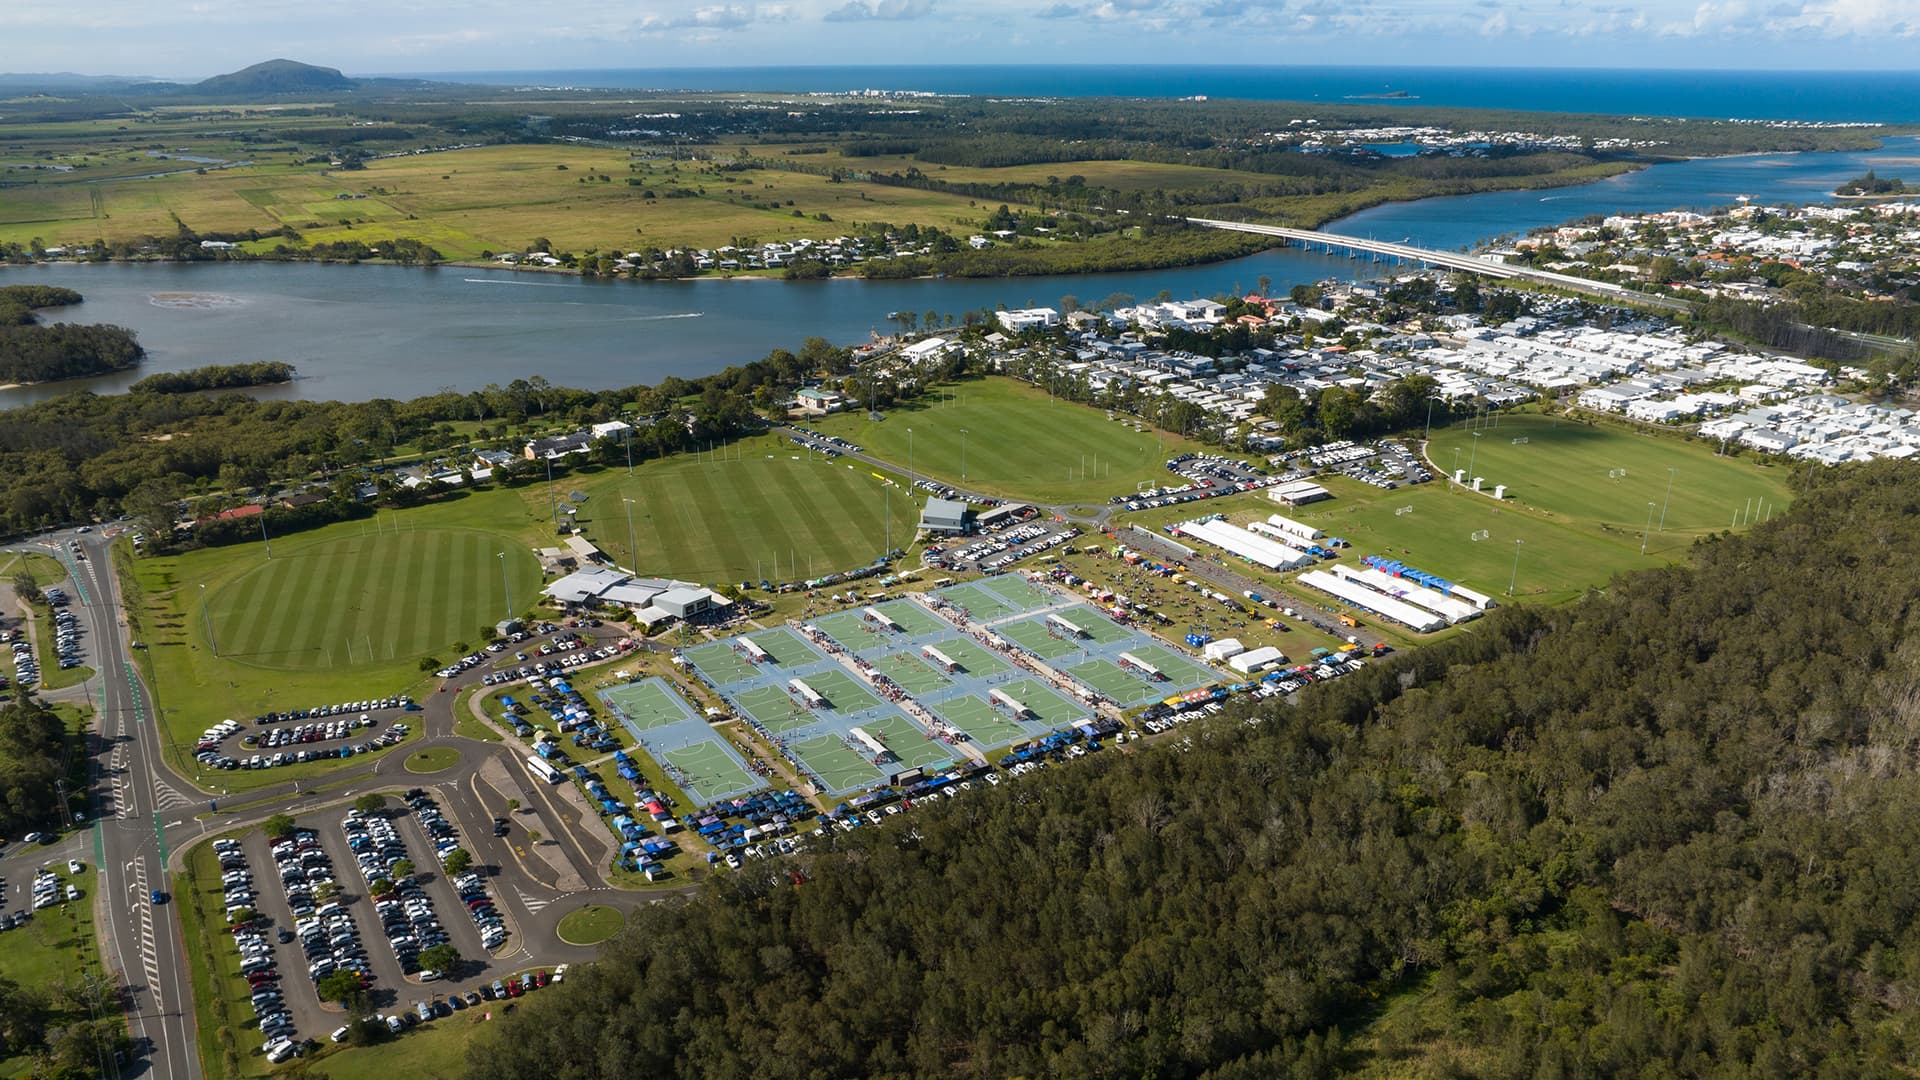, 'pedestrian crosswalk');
131,856,163,1010
517,891,551,913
